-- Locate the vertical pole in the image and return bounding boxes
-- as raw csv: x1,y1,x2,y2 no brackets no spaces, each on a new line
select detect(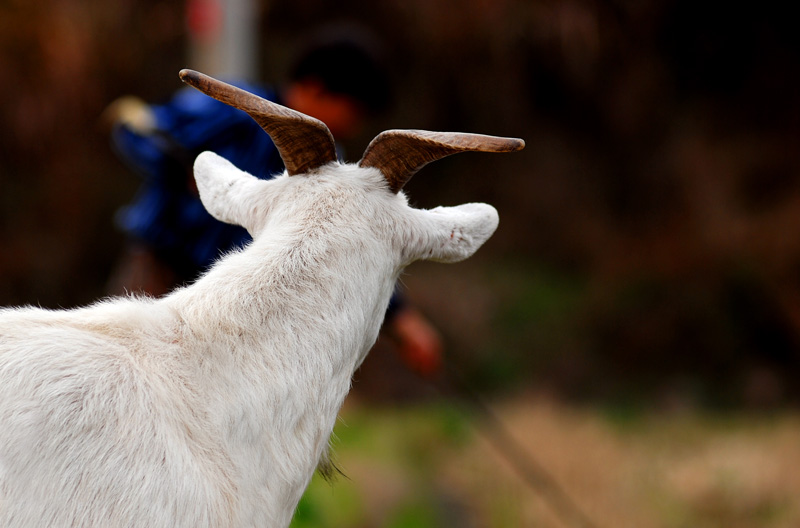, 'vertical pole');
185,0,260,80
219,0,259,80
